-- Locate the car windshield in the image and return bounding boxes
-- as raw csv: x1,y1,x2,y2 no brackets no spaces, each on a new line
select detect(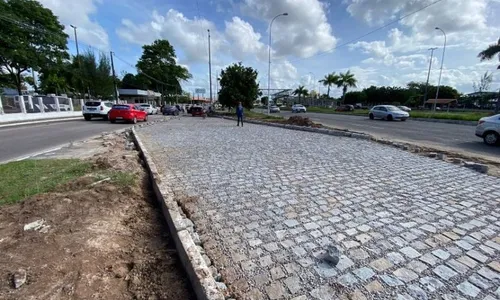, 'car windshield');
140,104,150,107
112,105,130,110
386,106,402,111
